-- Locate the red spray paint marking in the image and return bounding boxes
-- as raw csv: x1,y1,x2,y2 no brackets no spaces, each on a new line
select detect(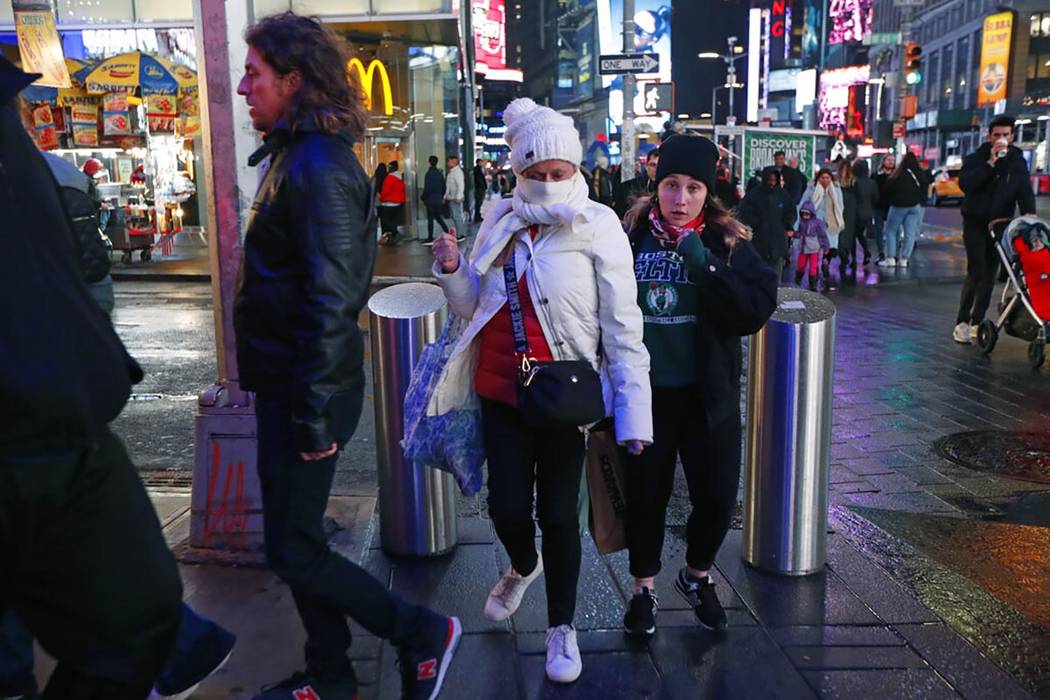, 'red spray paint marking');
203,440,250,549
